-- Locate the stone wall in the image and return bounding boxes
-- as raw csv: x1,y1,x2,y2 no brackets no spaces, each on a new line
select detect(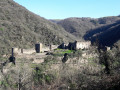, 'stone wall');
75,41,91,49
12,48,21,56
51,45,59,50
12,48,36,55
22,49,35,54
12,44,59,56
40,45,59,52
